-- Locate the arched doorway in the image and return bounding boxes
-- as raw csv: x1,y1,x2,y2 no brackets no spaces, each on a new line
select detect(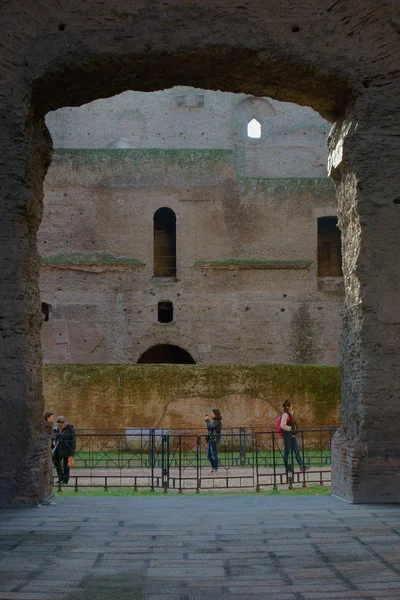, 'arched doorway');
138,344,195,364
